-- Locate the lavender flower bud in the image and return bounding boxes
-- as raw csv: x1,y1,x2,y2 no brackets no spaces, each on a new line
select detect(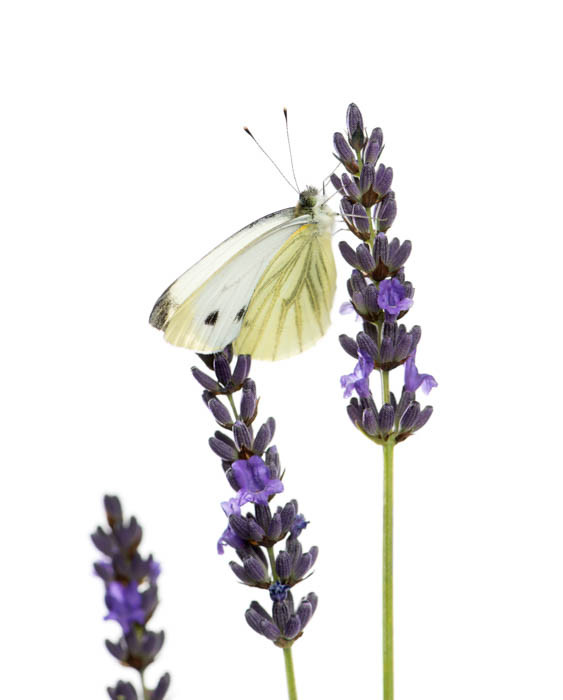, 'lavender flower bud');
240,382,257,422
341,173,361,201
231,354,251,387
273,600,291,633
346,102,365,150
378,404,395,435
152,673,171,700
276,551,292,580
264,445,281,479
214,354,232,386
208,398,232,427
233,421,253,451
339,240,359,267
209,434,238,461
297,600,314,629
330,173,344,194
356,244,376,274
399,402,420,432
191,367,220,393
230,561,255,585
339,334,359,359
375,164,393,196
362,408,378,436
333,132,358,173
414,406,433,430
284,614,302,640
377,191,397,231
107,681,138,700
365,127,383,164
253,422,271,454
267,512,283,540
352,203,370,236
